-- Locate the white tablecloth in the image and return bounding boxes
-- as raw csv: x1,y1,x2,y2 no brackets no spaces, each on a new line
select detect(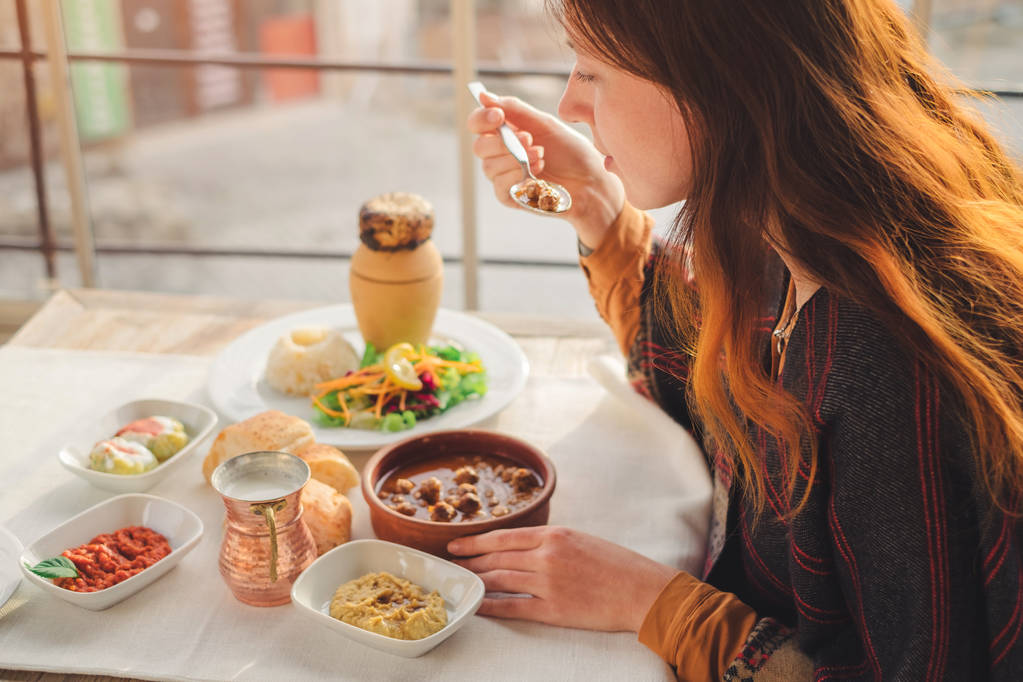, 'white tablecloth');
0,346,710,682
